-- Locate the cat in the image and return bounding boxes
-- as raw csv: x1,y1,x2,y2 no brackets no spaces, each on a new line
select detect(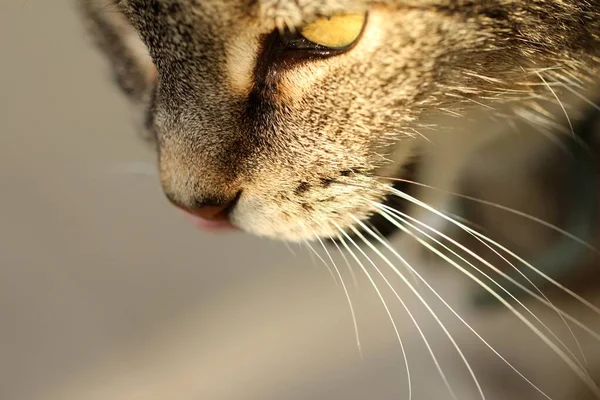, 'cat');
76,1,600,398
79,0,600,241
